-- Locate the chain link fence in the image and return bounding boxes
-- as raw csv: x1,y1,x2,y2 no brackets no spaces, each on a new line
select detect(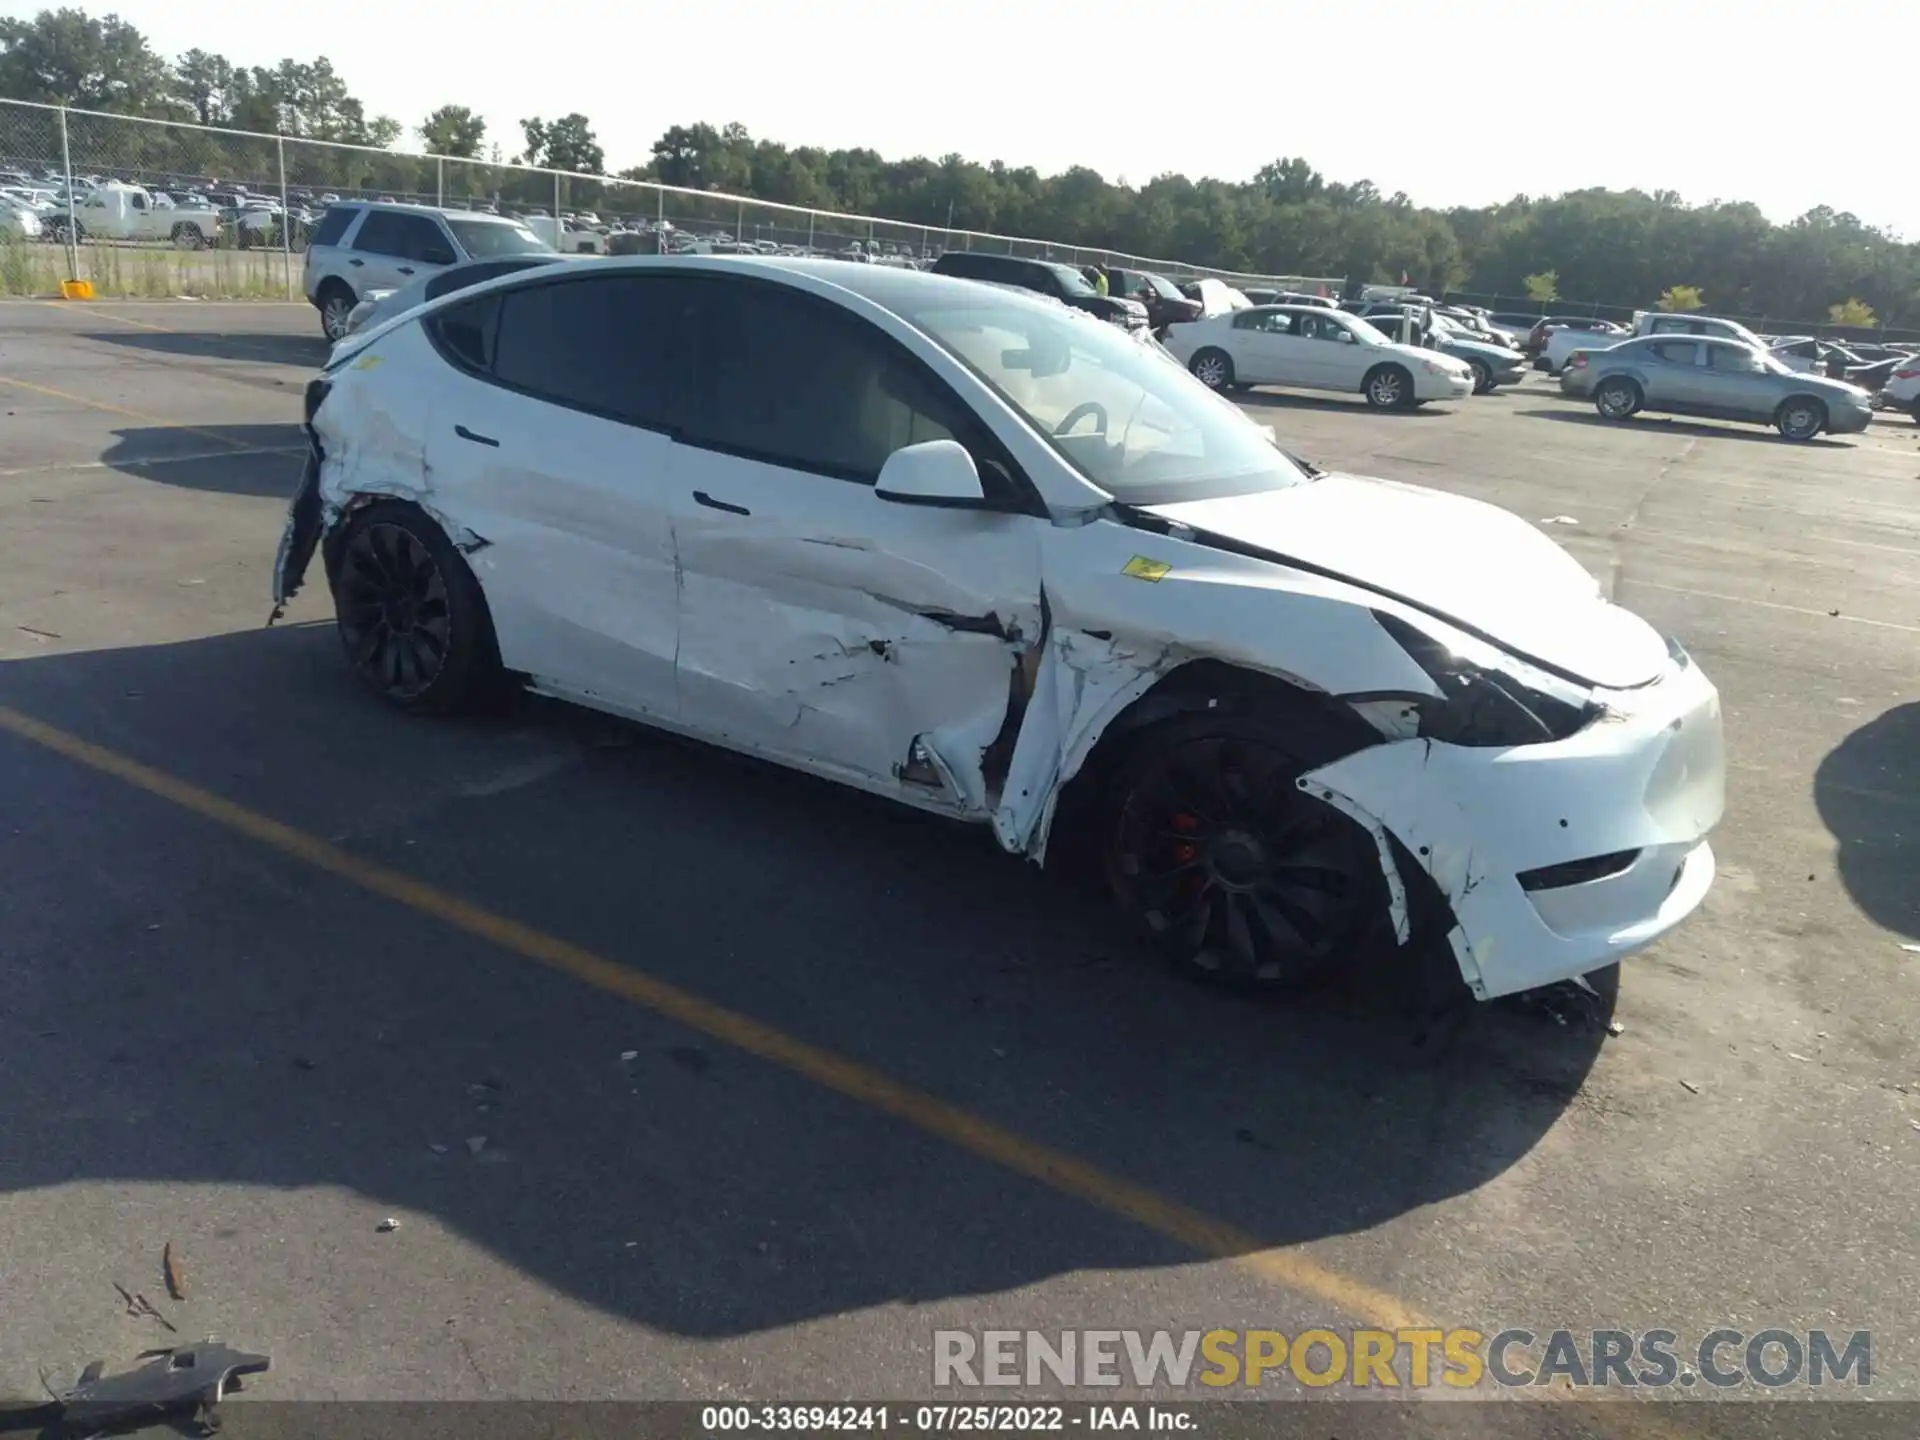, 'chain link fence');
0,97,1339,301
